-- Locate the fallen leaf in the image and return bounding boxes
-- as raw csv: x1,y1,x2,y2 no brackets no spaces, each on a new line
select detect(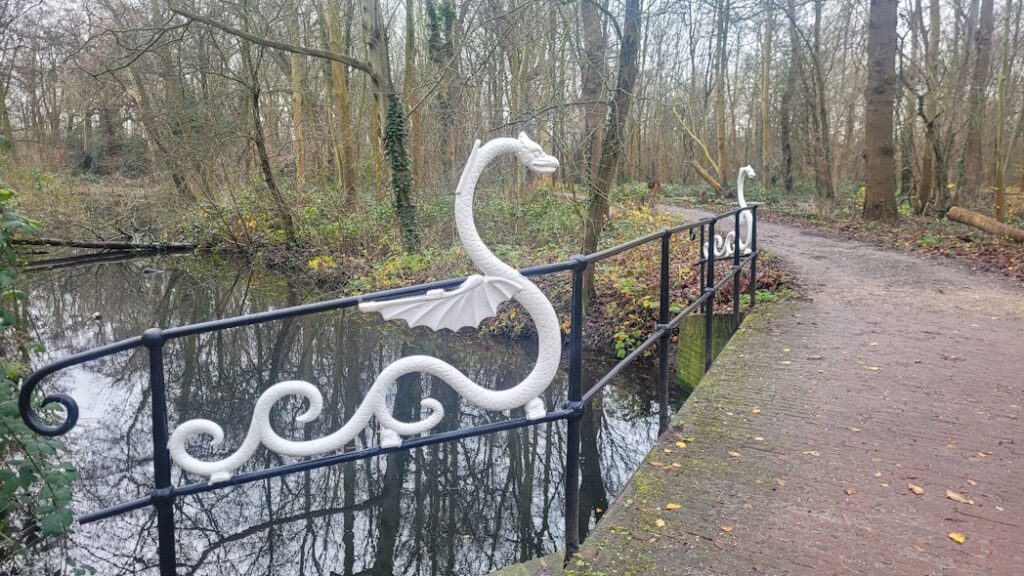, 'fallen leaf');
776,478,787,487
908,483,924,495
665,503,681,510
650,461,664,467
728,451,741,458
671,462,681,468
676,441,687,449
996,506,1004,512
845,487,856,496
948,532,965,544
720,525,733,533
946,490,974,505
664,448,674,454
655,518,666,528
967,479,977,486
751,407,762,414
595,508,603,513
